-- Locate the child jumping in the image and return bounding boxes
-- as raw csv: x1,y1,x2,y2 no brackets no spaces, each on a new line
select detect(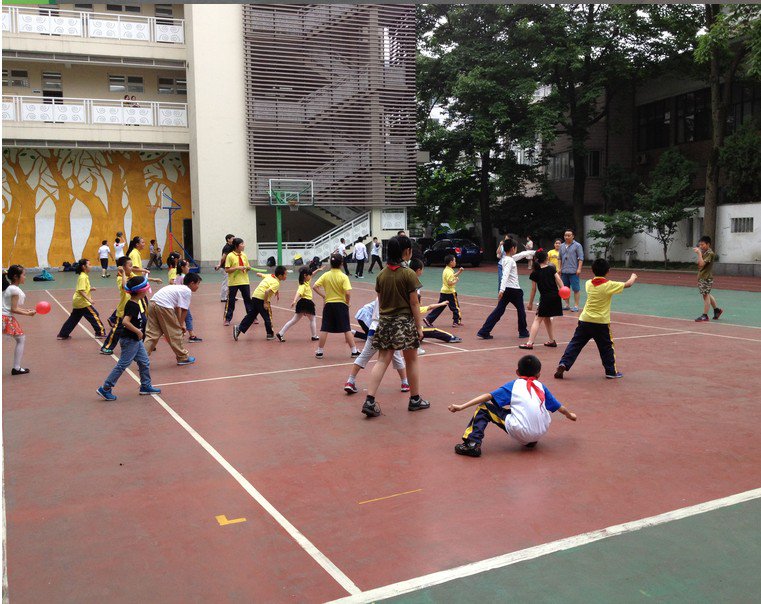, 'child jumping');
555,259,637,380
96,276,161,401
57,259,106,340
276,267,321,342
312,254,359,359
175,259,203,342
234,265,287,341
424,255,464,328
694,235,723,322
2,265,36,375
449,354,576,457
520,249,564,349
